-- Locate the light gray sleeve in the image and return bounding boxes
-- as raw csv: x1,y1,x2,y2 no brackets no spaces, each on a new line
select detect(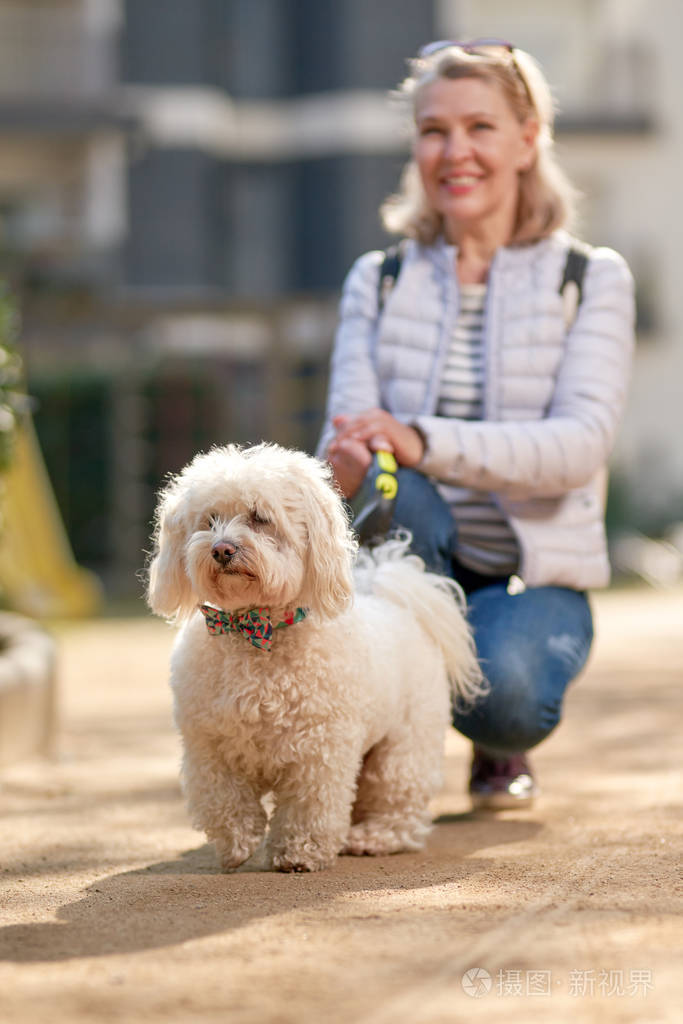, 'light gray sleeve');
315,250,384,459
414,248,636,499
